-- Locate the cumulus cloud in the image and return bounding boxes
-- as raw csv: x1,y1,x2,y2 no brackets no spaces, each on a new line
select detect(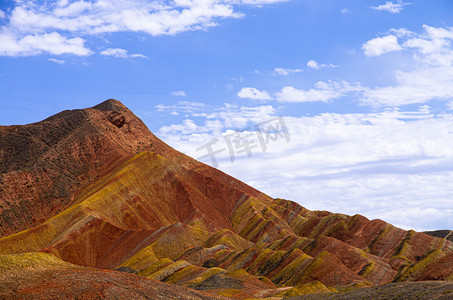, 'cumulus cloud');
0,0,288,57
0,10,5,19
339,8,350,14
201,104,276,129
100,48,128,58
306,60,337,70
275,81,362,103
155,102,276,135
372,1,411,14
100,48,147,59
243,25,453,108
306,60,319,69
362,35,402,57
360,25,453,107
6,1,239,36
237,87,272,100
389,27,415,38
272,67,302,76
154,106,453,230
48,58,65,64
361,66,453,107
236,25,453,109
171,90,187,97
0,30,91,56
